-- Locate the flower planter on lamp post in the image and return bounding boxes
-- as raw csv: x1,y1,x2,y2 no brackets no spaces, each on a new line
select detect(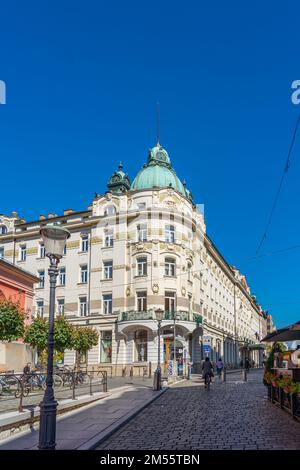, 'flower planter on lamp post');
38,222,70,450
